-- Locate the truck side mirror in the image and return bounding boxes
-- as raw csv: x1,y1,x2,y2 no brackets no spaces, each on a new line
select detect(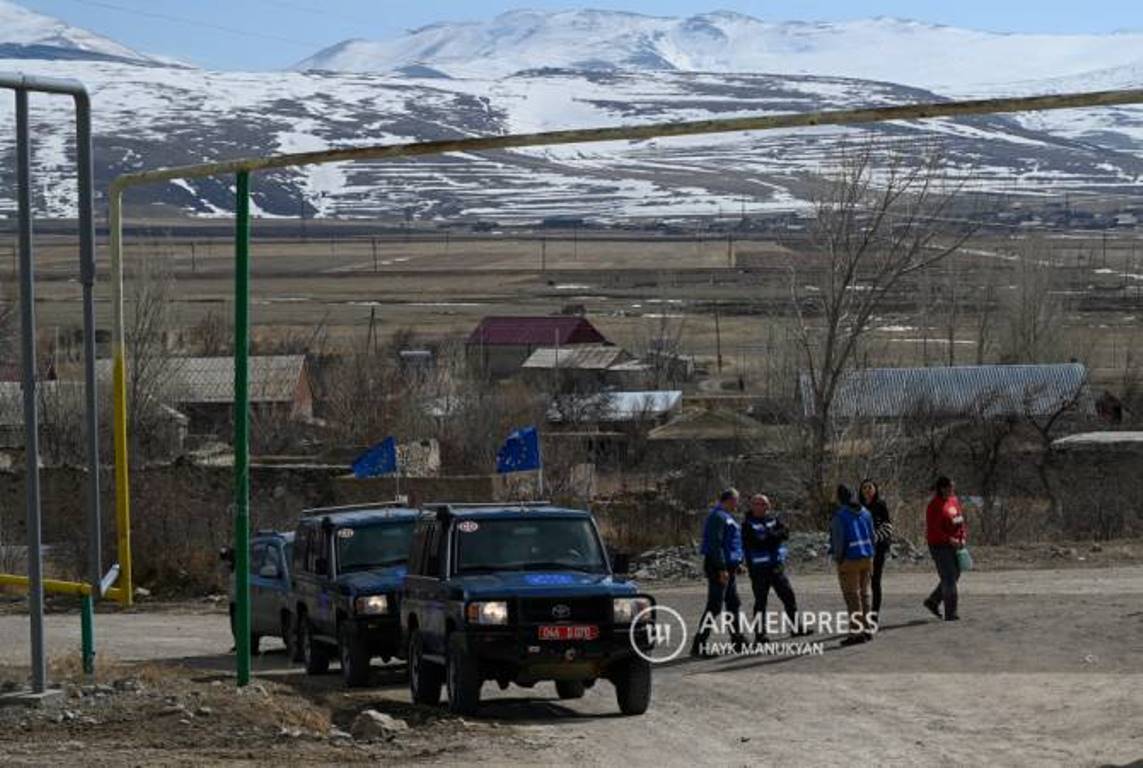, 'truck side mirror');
612,552,631,575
